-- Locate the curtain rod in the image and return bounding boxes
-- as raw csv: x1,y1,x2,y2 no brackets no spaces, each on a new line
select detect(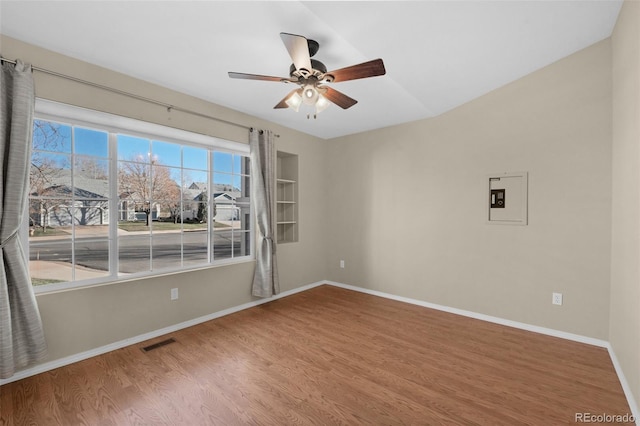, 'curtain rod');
1,57,280,137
